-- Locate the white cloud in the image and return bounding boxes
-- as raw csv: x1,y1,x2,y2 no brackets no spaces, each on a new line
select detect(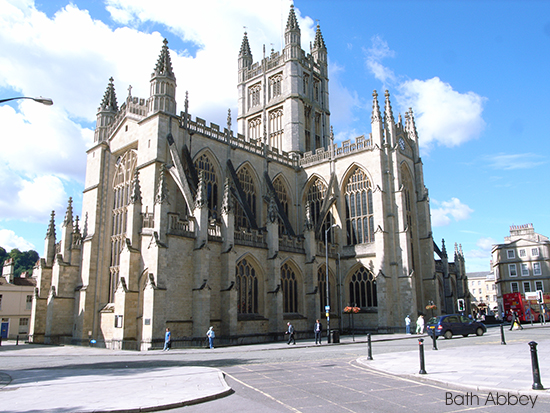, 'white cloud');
485,153,546,170
431,197,474,227
364,35,396,86
0,165,67,222
398,77,486,149
0,229,36,251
